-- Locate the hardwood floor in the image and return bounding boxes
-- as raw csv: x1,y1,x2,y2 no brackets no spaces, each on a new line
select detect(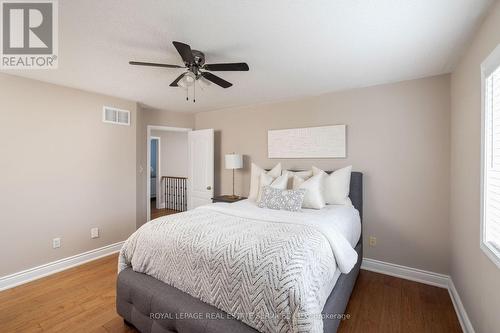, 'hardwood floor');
338,269,462,333
0,254,462,333
151,198,179,219
0,255,131,333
